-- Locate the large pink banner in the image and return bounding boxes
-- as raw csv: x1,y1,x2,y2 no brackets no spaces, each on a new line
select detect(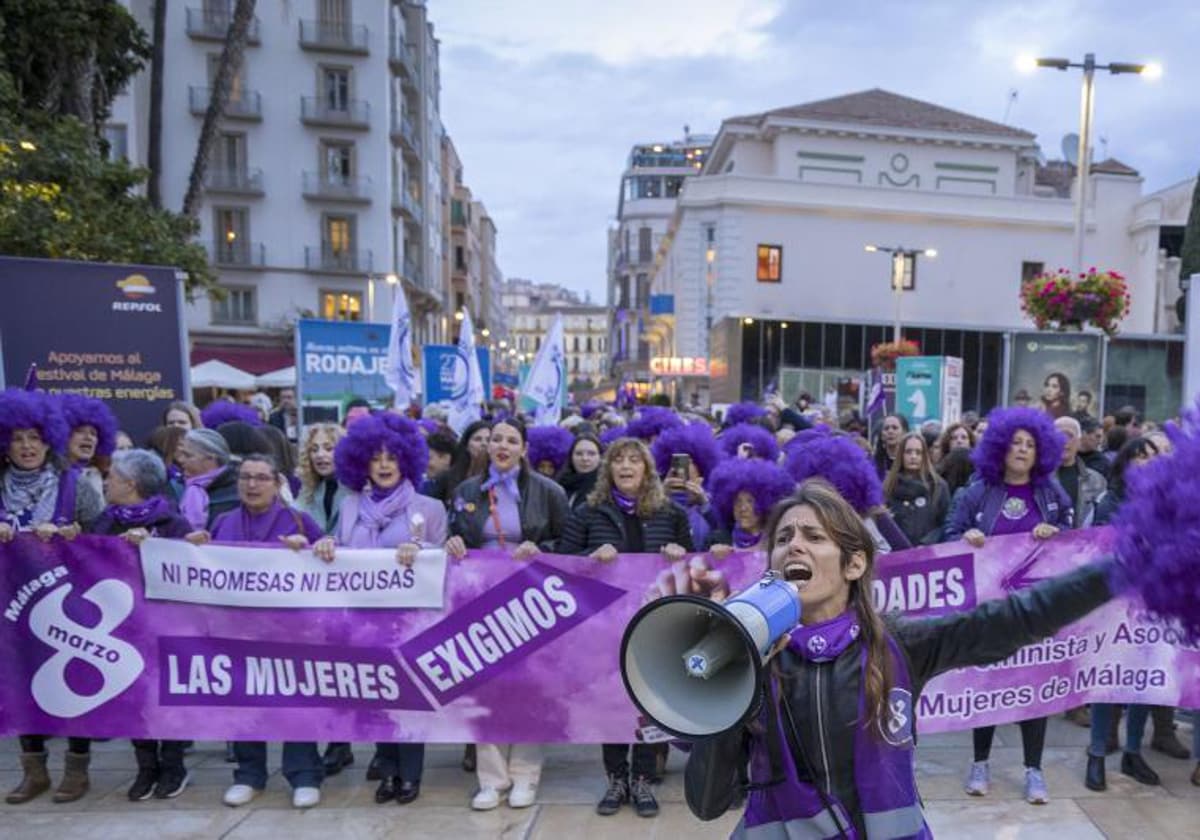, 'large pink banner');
1,528,1196,742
